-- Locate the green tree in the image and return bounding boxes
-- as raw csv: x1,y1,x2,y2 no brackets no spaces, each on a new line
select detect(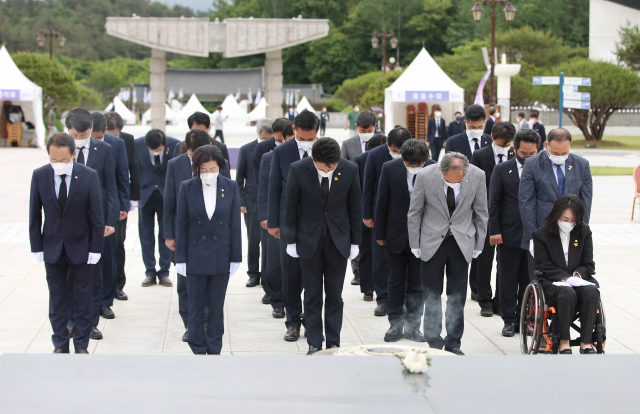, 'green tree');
615,21,640,72
360,70,404,109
